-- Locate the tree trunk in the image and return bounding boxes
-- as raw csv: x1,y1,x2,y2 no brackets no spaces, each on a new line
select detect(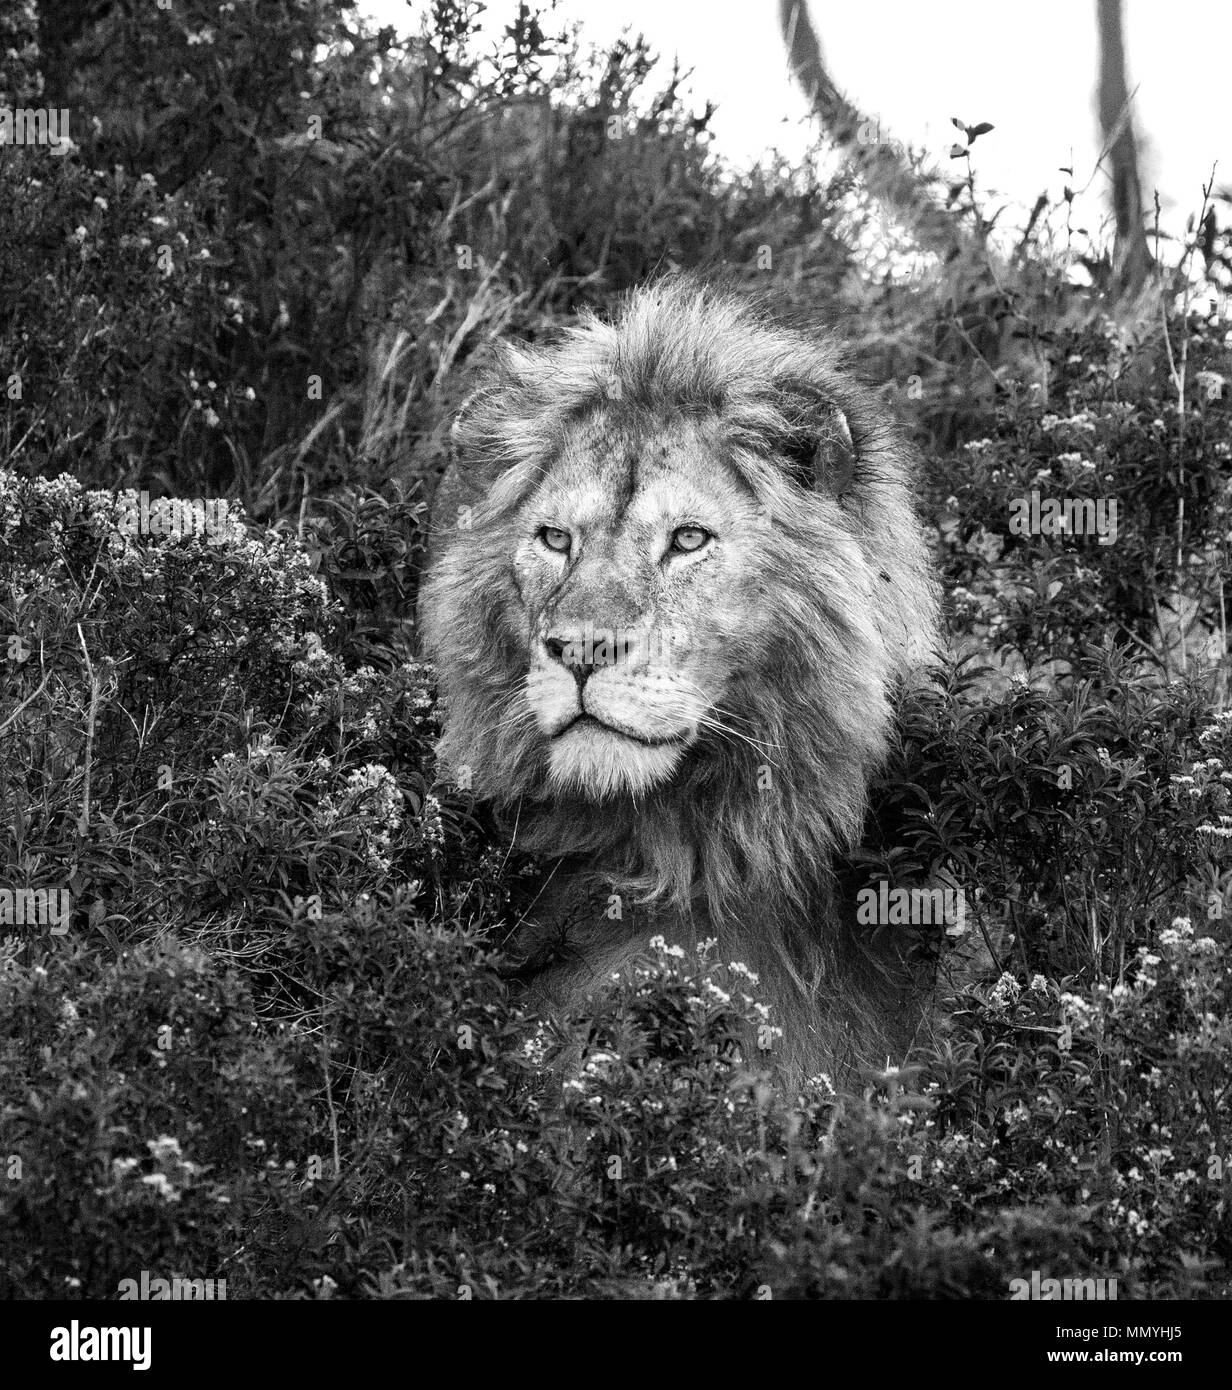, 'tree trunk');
1096,0,1151,293
777,0,966,263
